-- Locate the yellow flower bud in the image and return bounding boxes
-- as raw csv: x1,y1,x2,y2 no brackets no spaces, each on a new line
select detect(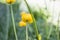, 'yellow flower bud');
19,21,26,27
21,12,33,23
6,0,16,4
37,34,41,40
